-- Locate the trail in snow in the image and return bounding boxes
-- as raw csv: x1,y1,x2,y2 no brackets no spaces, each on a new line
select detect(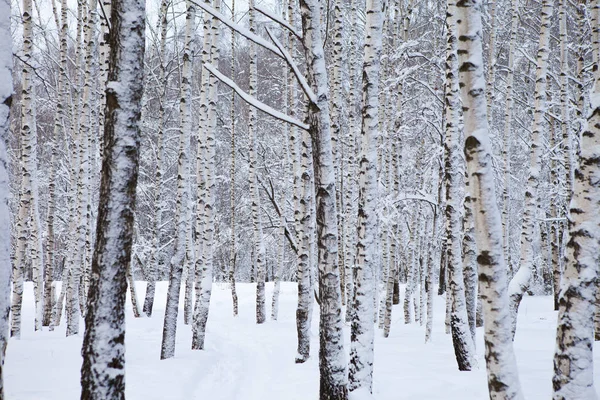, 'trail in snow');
4,282,600,399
